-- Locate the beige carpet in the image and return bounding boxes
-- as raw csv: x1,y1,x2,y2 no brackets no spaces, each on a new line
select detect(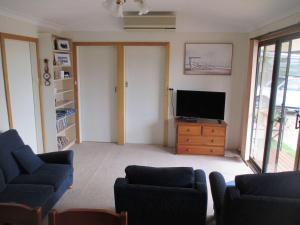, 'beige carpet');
54,142,252,216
